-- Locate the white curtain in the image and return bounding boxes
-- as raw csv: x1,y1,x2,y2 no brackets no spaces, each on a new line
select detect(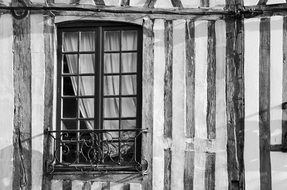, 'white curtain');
63,32,95,129
63,30,137,131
